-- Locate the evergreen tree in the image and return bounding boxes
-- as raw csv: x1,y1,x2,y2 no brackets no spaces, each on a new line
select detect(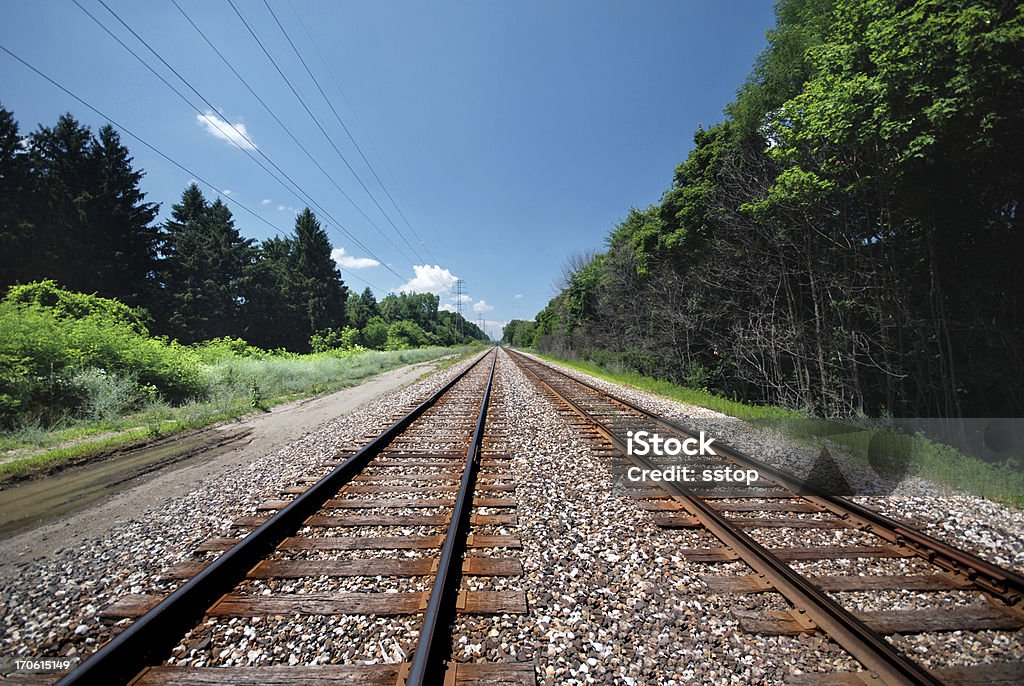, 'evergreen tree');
291,208,347,344
157,184,256,342
24,114,157,304
346,286,378,330
88,125,159,304
0,107,33,289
